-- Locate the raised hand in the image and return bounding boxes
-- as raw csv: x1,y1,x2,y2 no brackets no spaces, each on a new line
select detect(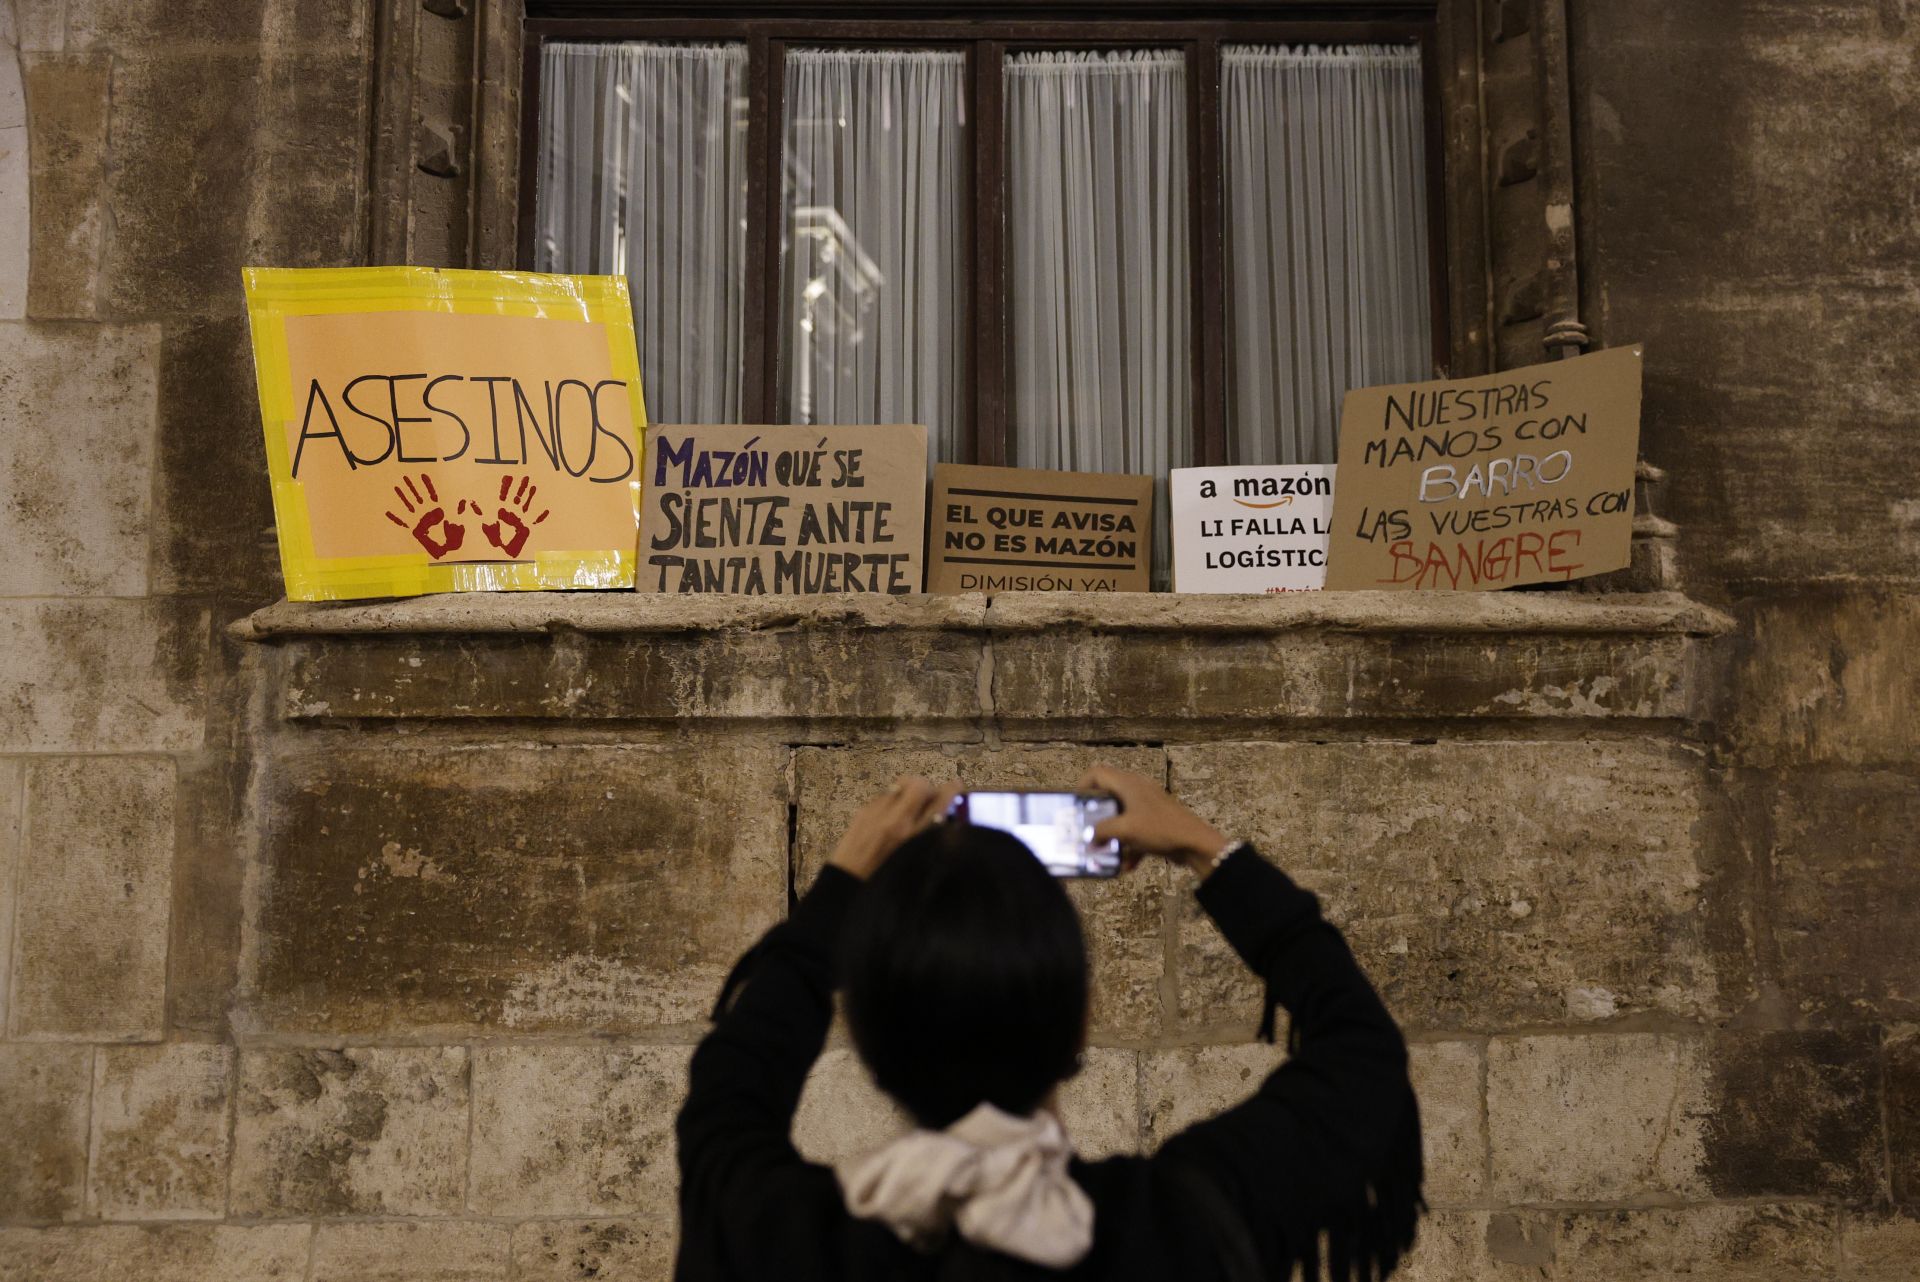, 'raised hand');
828,776,961,880
1076,766,1230,879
